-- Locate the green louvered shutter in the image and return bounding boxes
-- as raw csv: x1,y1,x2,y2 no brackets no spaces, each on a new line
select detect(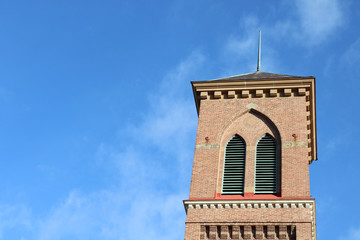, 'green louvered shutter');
255,133,277,194
222,135,246,194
